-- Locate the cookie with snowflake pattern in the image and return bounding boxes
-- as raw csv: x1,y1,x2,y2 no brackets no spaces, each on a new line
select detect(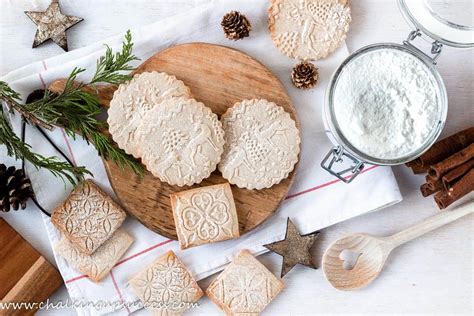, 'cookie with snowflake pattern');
107,71,191,158
219,99,300,190
269,0,351,60
206,249,284,315
135,97,225,187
